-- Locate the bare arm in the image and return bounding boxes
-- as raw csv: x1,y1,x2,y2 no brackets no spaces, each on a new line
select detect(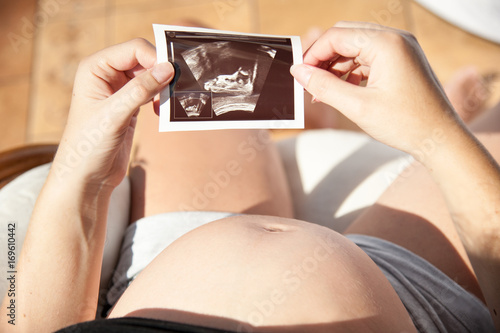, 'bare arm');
0,177,112,332
0,38,174,332
424,126,500,326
